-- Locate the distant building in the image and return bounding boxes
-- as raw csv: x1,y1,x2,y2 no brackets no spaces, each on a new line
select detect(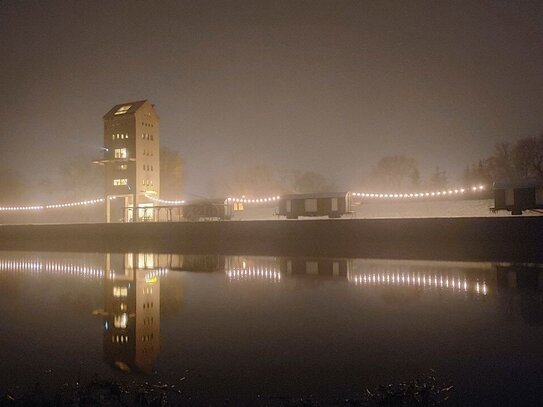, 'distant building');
97,100,160,222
